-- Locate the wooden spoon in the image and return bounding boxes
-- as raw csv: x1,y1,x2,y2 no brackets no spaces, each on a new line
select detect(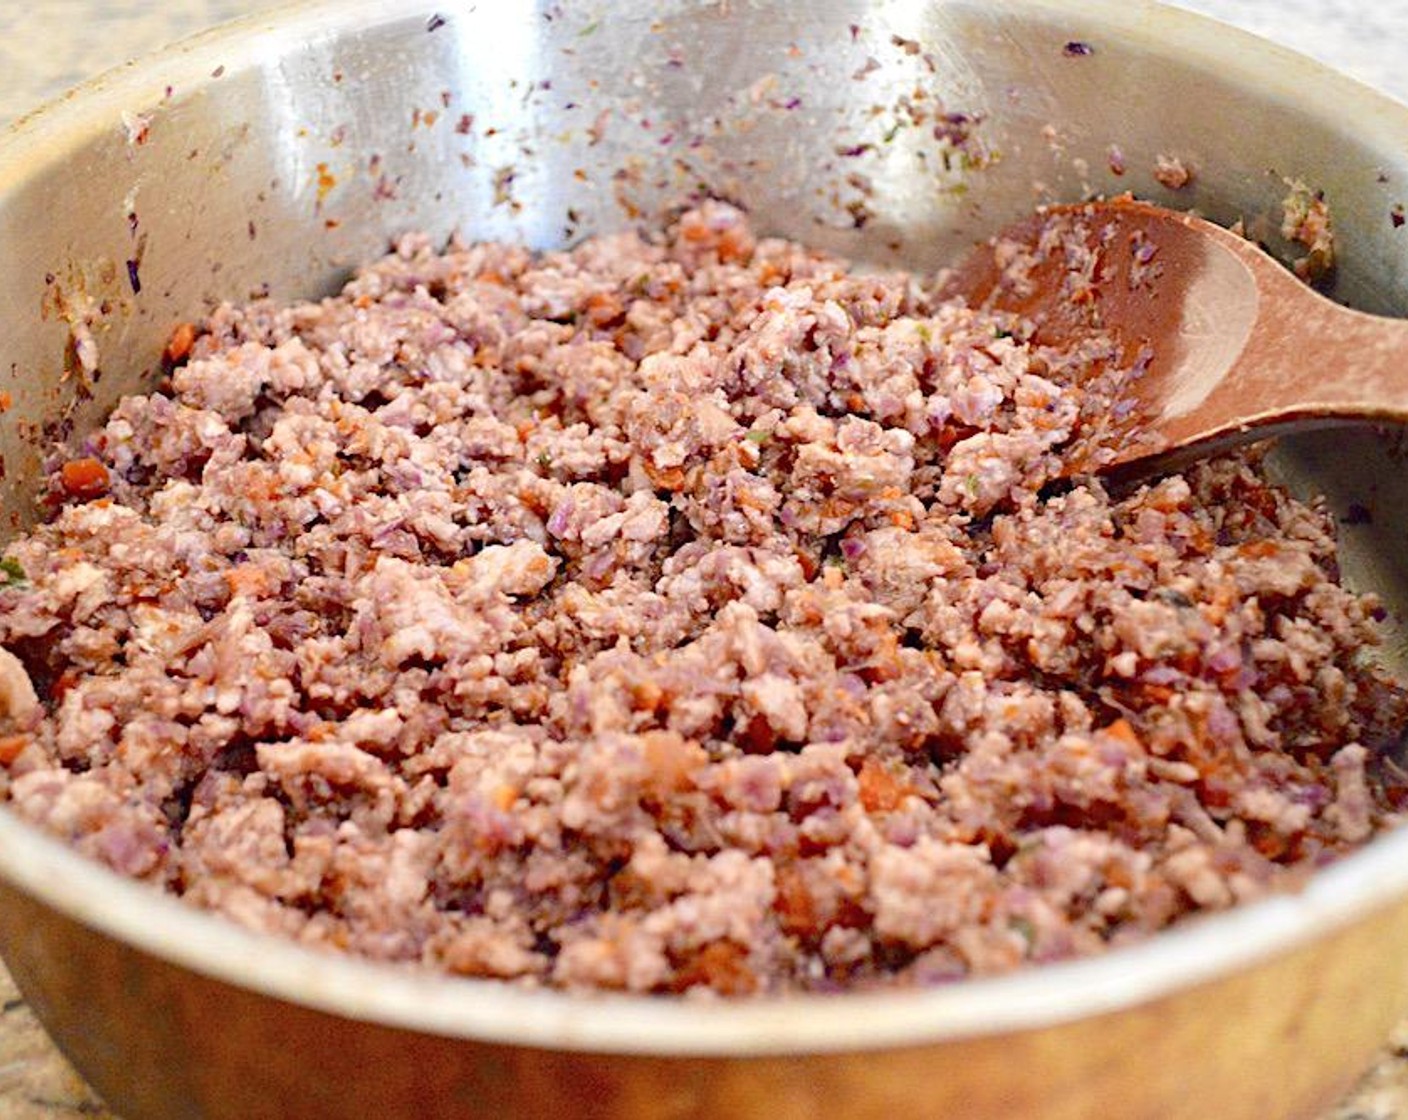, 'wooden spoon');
943,195,1408,481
